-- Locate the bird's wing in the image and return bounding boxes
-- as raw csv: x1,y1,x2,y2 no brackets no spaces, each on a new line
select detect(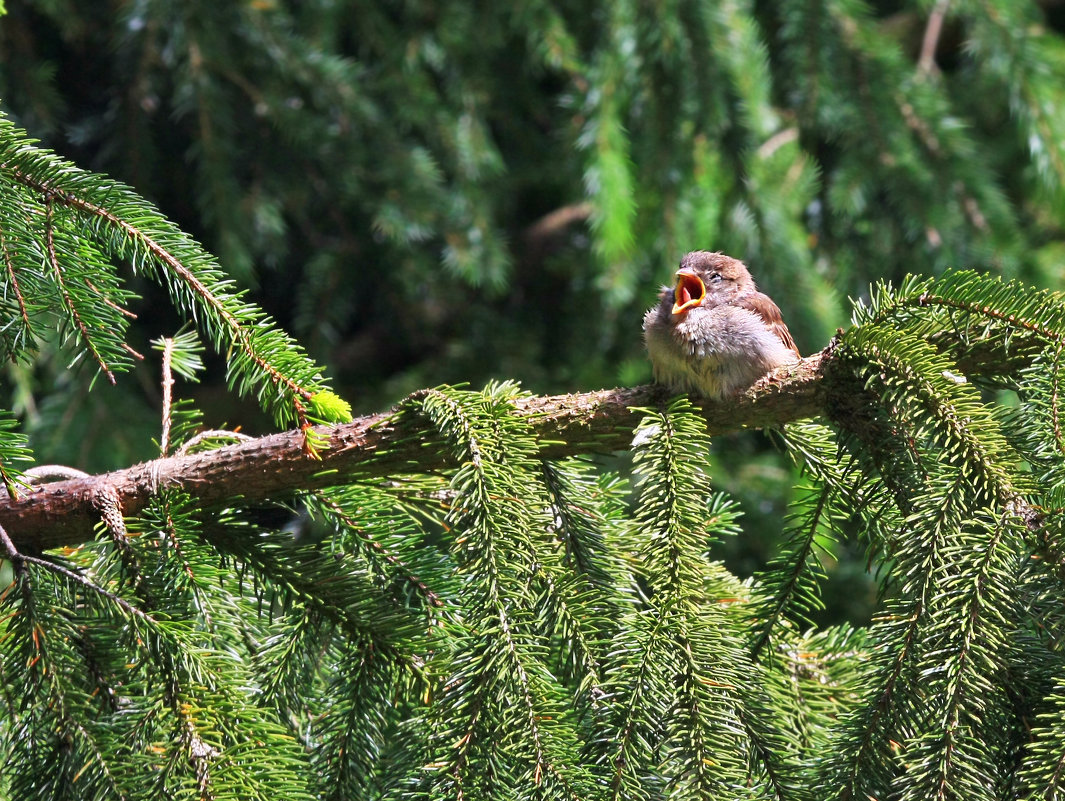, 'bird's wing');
736,292,801,357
